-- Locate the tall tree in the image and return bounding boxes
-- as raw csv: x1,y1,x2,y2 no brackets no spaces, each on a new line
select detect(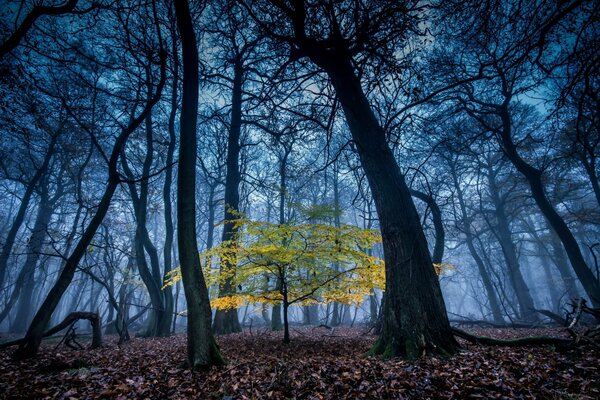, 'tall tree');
174,0,224,369
242,0,458,358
